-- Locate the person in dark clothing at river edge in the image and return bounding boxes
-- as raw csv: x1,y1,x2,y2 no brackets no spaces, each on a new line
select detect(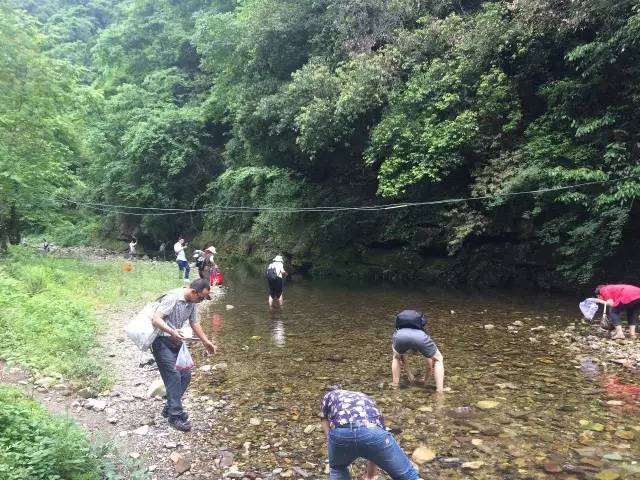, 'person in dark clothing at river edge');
266,254,287,307
150,278,217,431
593,284,640,340
391,309,444,392
320,387,419,480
